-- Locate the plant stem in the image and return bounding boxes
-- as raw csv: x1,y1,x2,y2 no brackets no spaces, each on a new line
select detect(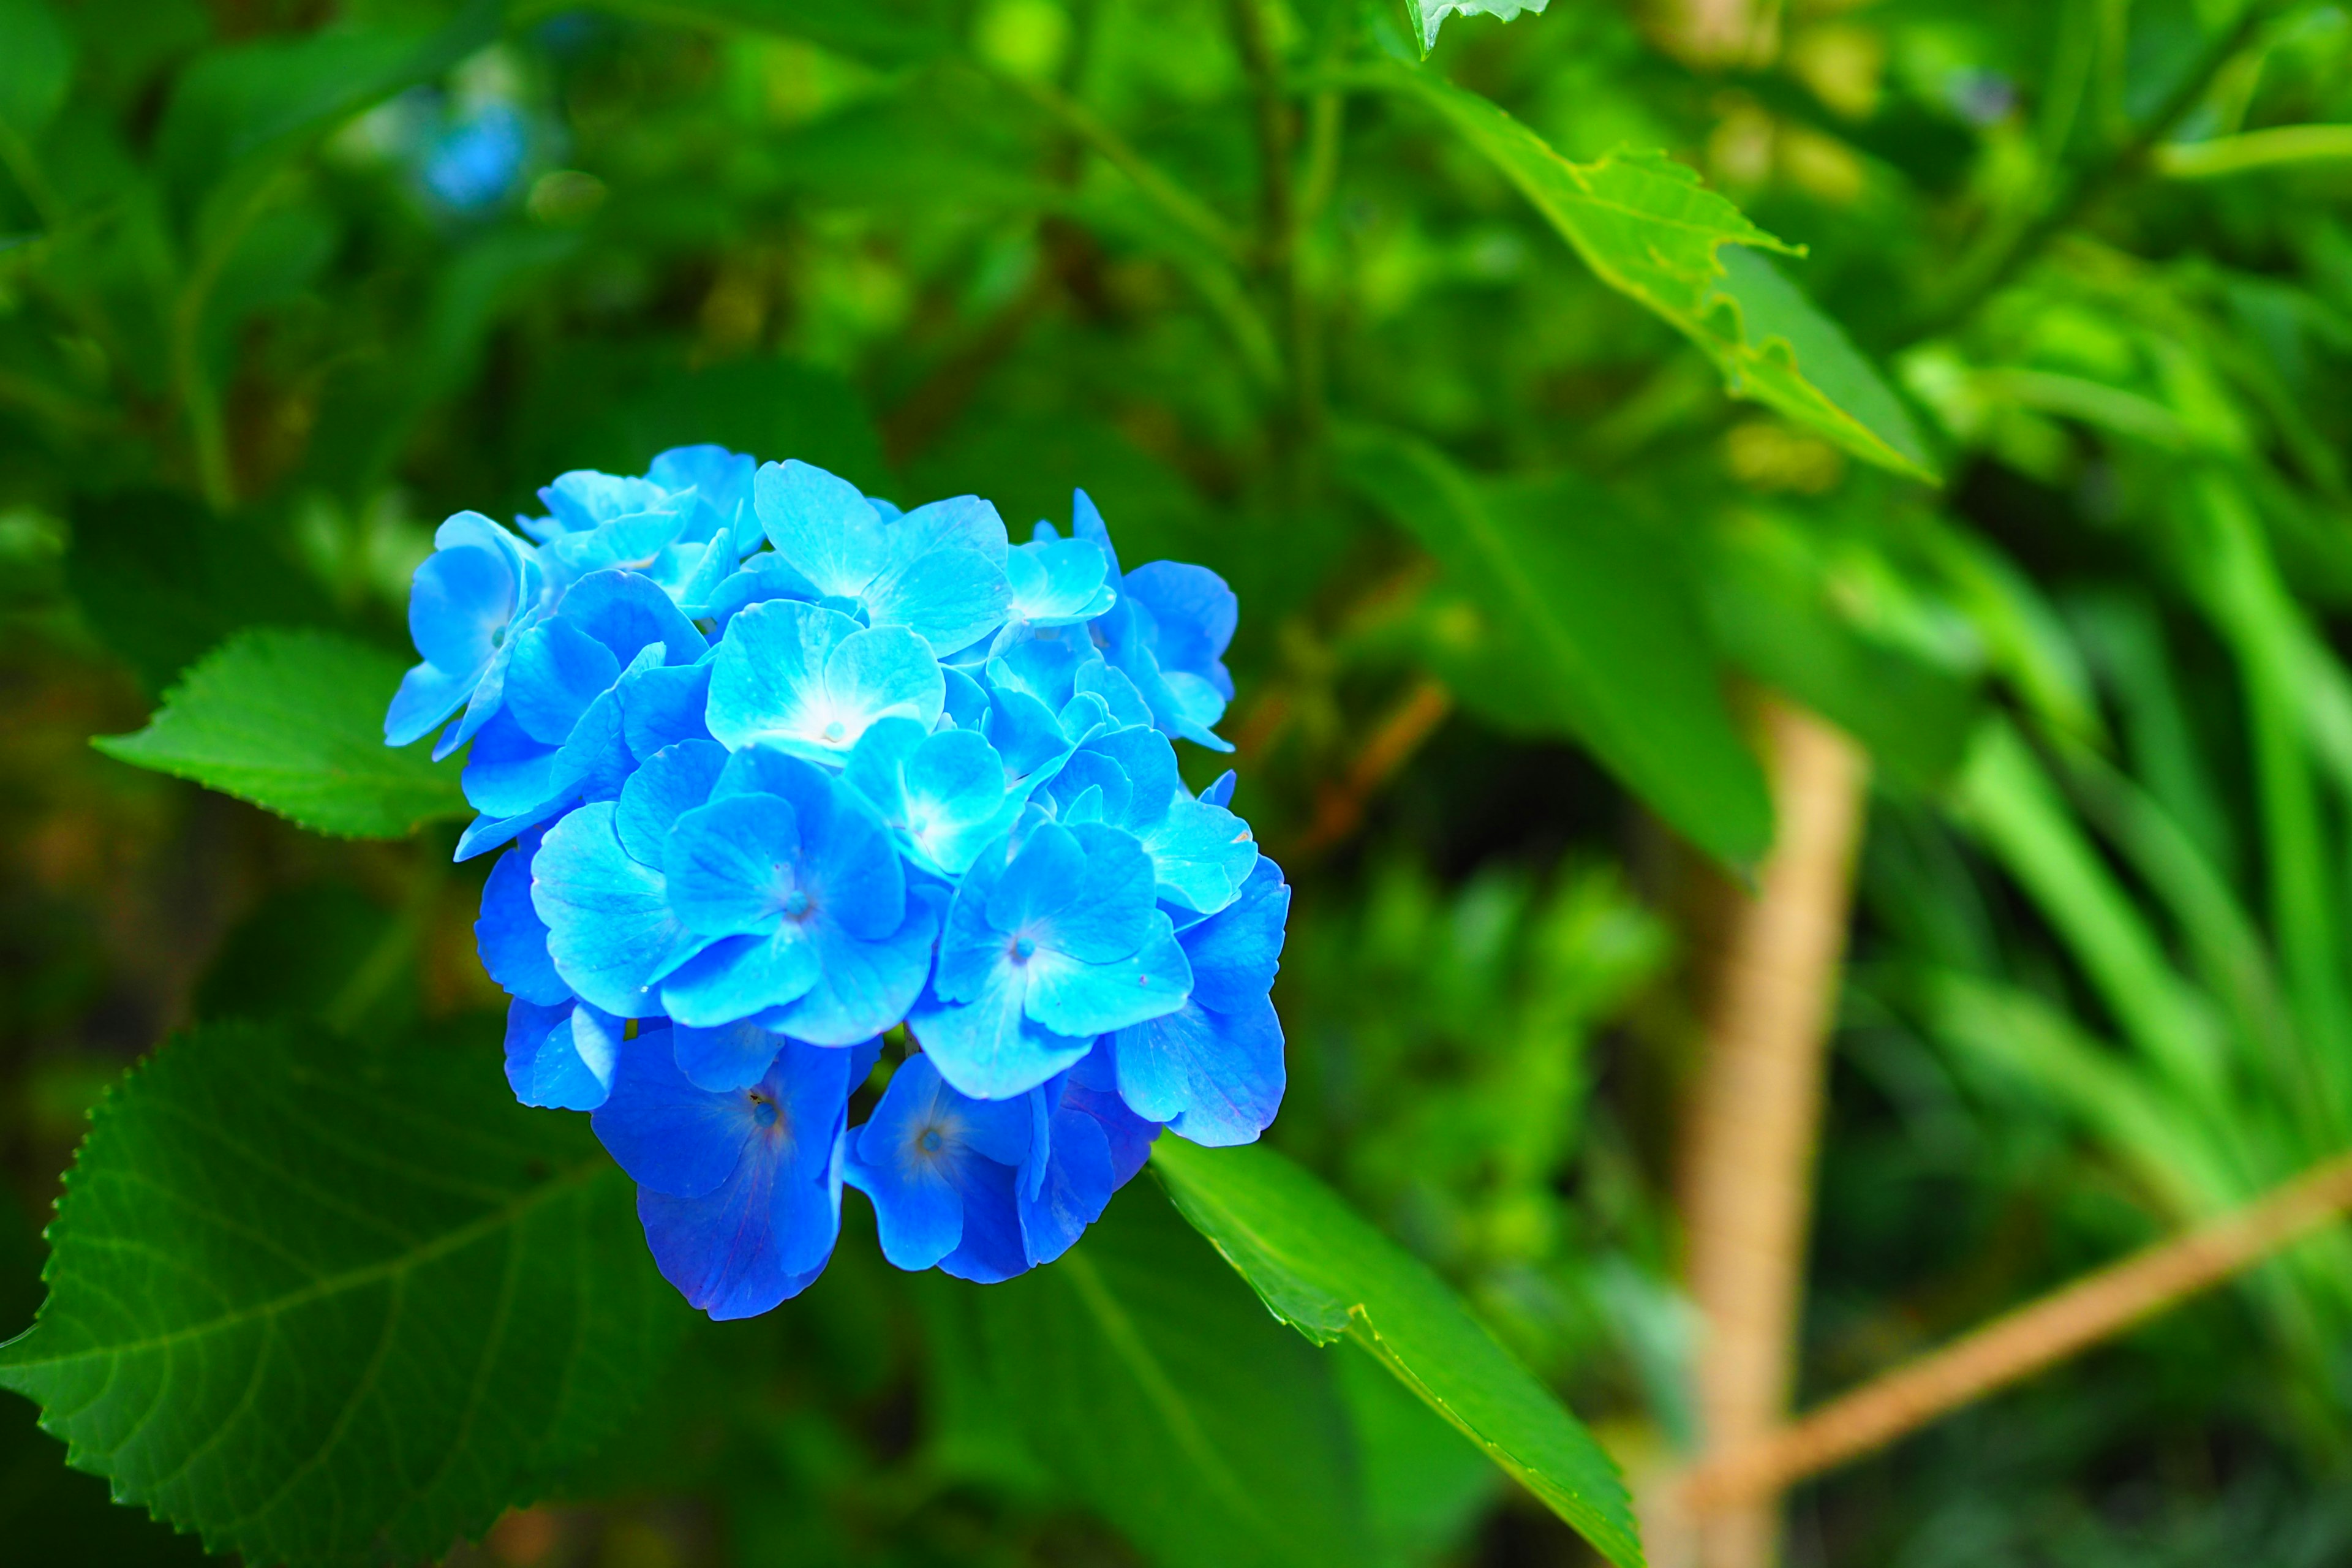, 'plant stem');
1677,1147,2352,1507
1675,698,1869,1568
1005,74,1246,265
